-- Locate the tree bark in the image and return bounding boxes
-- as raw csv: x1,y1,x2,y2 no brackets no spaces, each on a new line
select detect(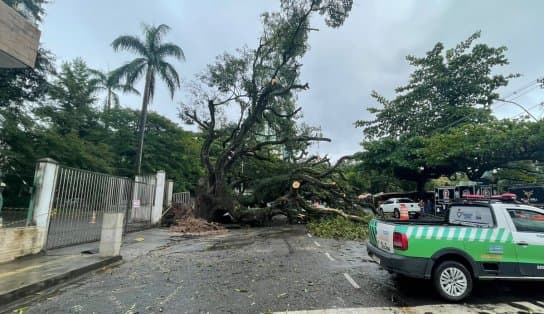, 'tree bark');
106,89,111,112
197,177,235,221
136,68,152,175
